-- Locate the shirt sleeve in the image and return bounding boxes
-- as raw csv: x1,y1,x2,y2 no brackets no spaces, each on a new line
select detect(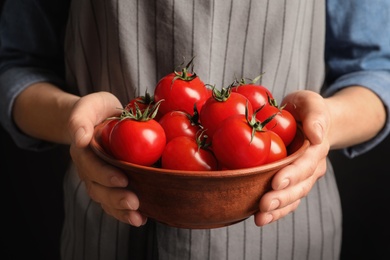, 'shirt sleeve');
323,0,390,158
0,0,70,151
